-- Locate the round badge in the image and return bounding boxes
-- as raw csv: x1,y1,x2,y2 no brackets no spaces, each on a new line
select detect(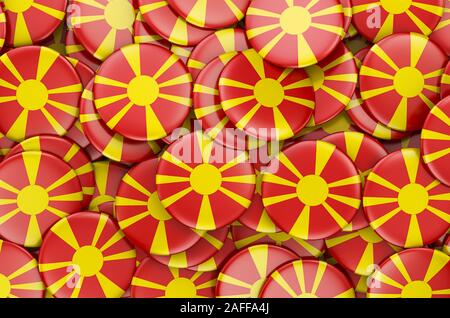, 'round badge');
131,256,217,298
323,132,388,231
351,0,444,42
421,96,450,186
346,90,410,141
94,44,192,141
5,135,95,209
81,80,162,163
167,0,250,29
0,46,83,142
246,0,344,68
219,49,315,141
194,52,252,151
65,27,102,71
0,151,83,248
39,212,136,298
430,0,450,55
367,248,450,298
157,132,256,231
188,231,237,272
305,42,357,126
115,158,205,256
152,226,228,268
133,11,170,48
0,239,45,298
363,148,450,248
259,259,355,298
359,33,447,132
325,226,399,276
1,0,67,47
216,244,298,298
187,28,249,80
90,161,128,216
64,120,103,162
231,224,326,259
441,61,450,99
262,141,362,240
138,0,213,46
70,0,135,61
